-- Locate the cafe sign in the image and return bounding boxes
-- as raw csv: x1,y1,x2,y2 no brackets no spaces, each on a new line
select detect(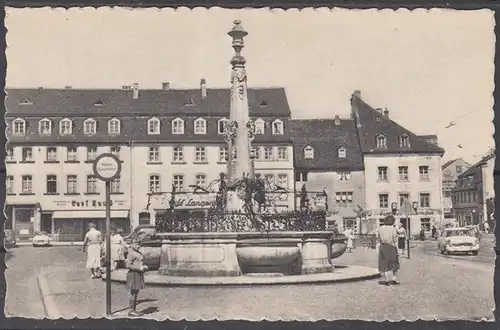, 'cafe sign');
93,153,121,182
